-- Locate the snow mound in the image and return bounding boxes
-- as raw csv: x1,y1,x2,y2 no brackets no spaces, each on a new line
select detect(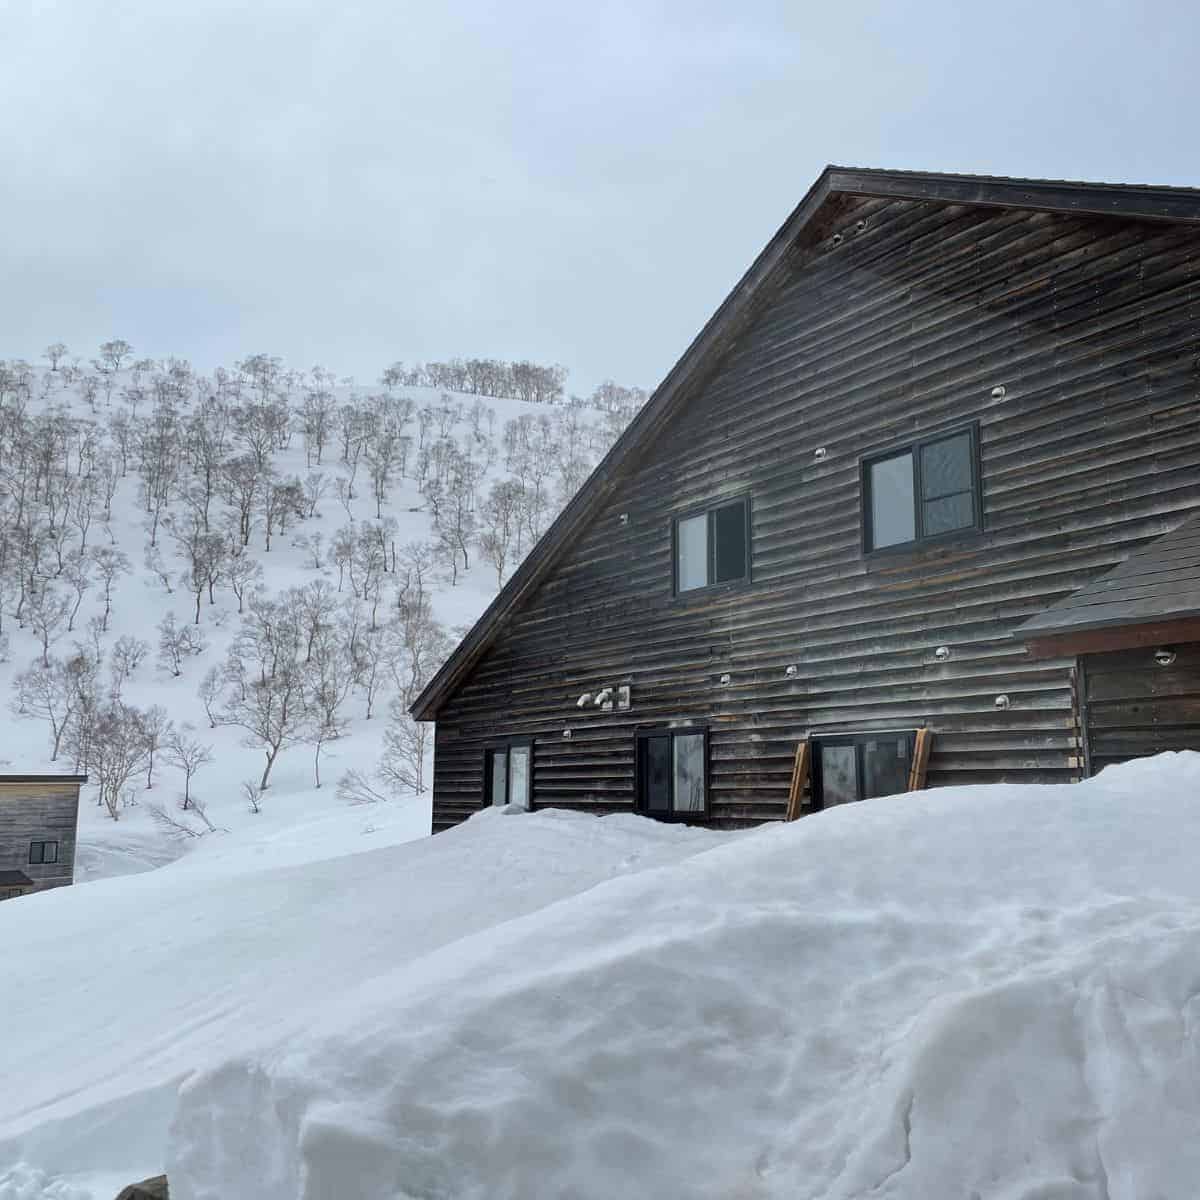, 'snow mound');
159,753,1200,1199
0,1164,90,1200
